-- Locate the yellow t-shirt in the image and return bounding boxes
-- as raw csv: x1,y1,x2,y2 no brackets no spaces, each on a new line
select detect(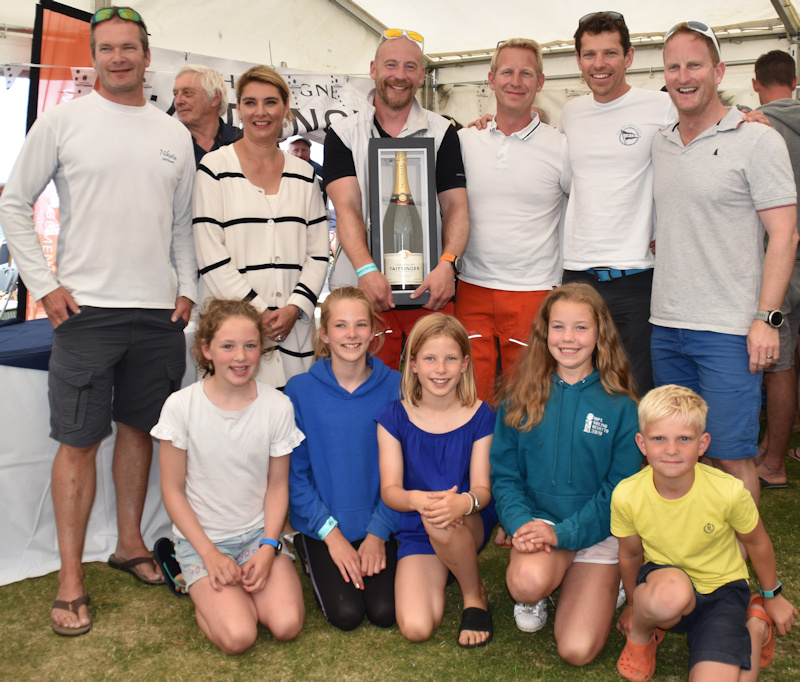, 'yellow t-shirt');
611,463,759,594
